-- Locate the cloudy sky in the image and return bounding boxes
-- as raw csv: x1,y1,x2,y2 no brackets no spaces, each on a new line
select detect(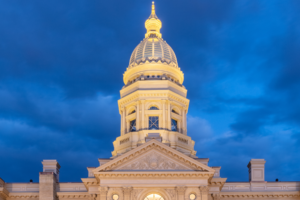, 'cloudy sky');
0,0,300,183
